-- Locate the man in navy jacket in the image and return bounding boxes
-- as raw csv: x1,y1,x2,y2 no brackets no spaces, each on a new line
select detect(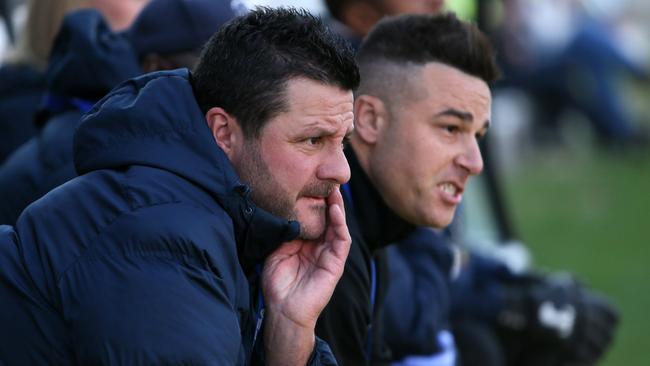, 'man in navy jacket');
0,7,358,365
